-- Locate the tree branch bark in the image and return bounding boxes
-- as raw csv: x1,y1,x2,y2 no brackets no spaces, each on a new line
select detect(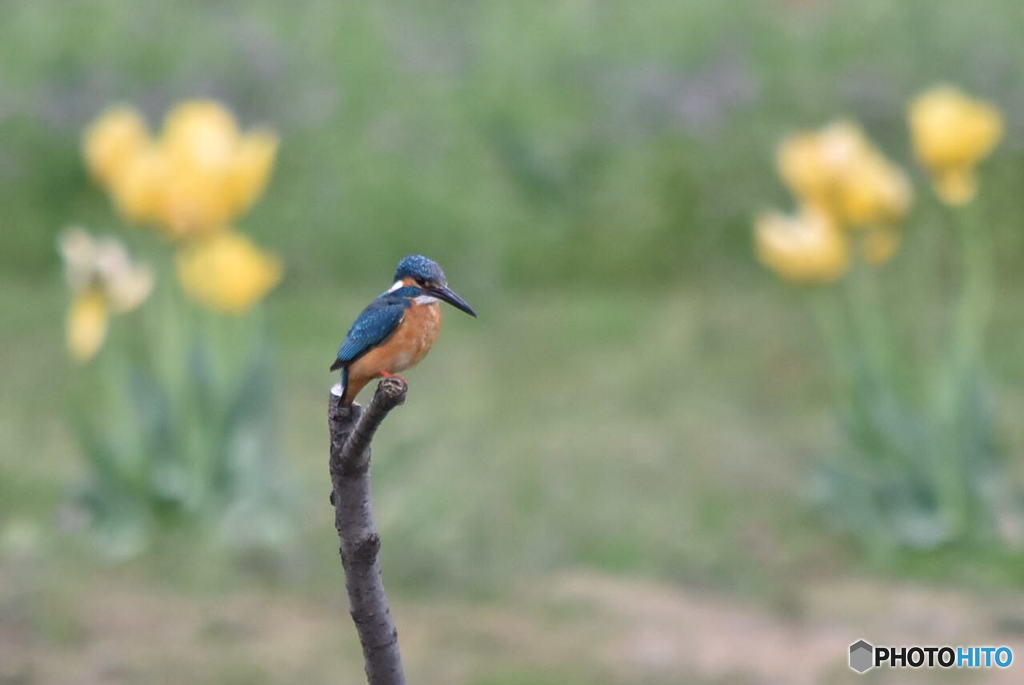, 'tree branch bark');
328,377,408,685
